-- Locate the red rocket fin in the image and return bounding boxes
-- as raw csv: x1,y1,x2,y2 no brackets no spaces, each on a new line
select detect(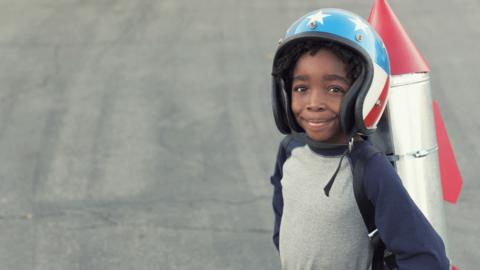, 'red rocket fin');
433,101,463,204
368,0,430,75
